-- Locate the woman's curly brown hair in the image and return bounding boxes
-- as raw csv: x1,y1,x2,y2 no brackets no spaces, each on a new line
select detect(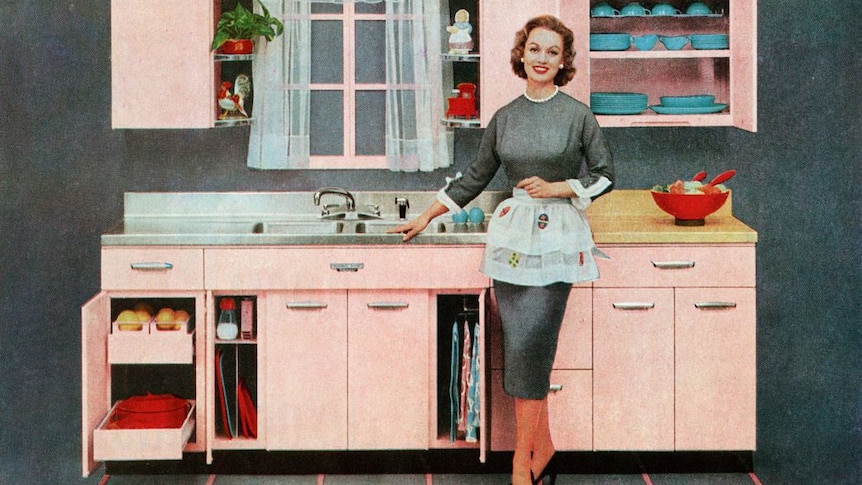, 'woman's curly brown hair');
510,15,576,86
